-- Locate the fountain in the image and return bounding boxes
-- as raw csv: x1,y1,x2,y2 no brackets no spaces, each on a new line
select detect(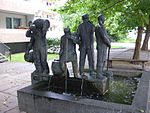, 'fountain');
18,71,150,113
18,17,150,113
